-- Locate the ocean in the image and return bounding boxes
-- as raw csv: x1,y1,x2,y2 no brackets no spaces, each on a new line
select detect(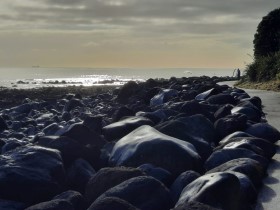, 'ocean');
0,67,236,89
